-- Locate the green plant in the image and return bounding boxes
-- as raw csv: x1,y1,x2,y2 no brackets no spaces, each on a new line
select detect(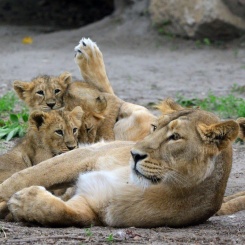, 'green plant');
176,93,245,119
0,112,29,141
85,226,93,237
231,84,245,94
0,92,29,141
106,233,114,242
0,91,18,112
